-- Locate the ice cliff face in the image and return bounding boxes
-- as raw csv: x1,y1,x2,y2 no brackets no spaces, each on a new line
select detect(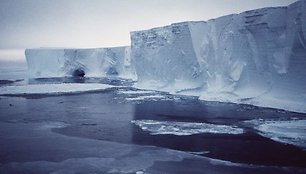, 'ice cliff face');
25,47,135,79
131,22,205,91
131,0,306,113
25,0,306,113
